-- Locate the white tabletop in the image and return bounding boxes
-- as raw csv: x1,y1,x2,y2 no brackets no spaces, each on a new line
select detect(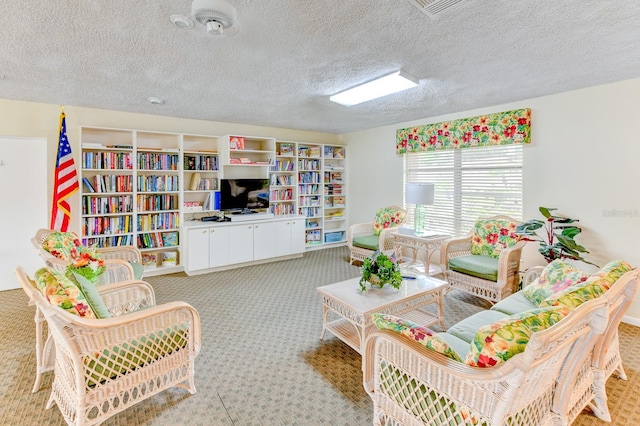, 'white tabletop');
317,275,448,315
